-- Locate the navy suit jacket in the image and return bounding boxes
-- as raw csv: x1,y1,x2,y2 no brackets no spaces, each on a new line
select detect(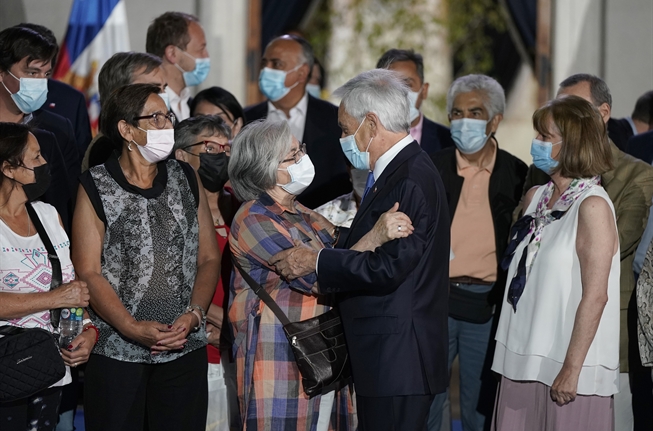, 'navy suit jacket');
30,110,81,200
317,141,450,397
244,95,351,209
421,116,455,155
627,130,653,164
32,129,73,234
44,79,92,160
608,117,634,152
